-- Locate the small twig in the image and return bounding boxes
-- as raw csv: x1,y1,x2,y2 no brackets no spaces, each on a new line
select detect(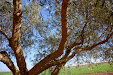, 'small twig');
0,29,10,41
